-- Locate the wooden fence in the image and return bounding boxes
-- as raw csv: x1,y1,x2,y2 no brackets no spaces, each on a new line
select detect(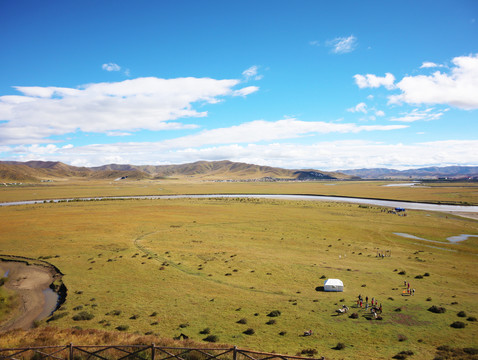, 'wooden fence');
0,345,323,360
